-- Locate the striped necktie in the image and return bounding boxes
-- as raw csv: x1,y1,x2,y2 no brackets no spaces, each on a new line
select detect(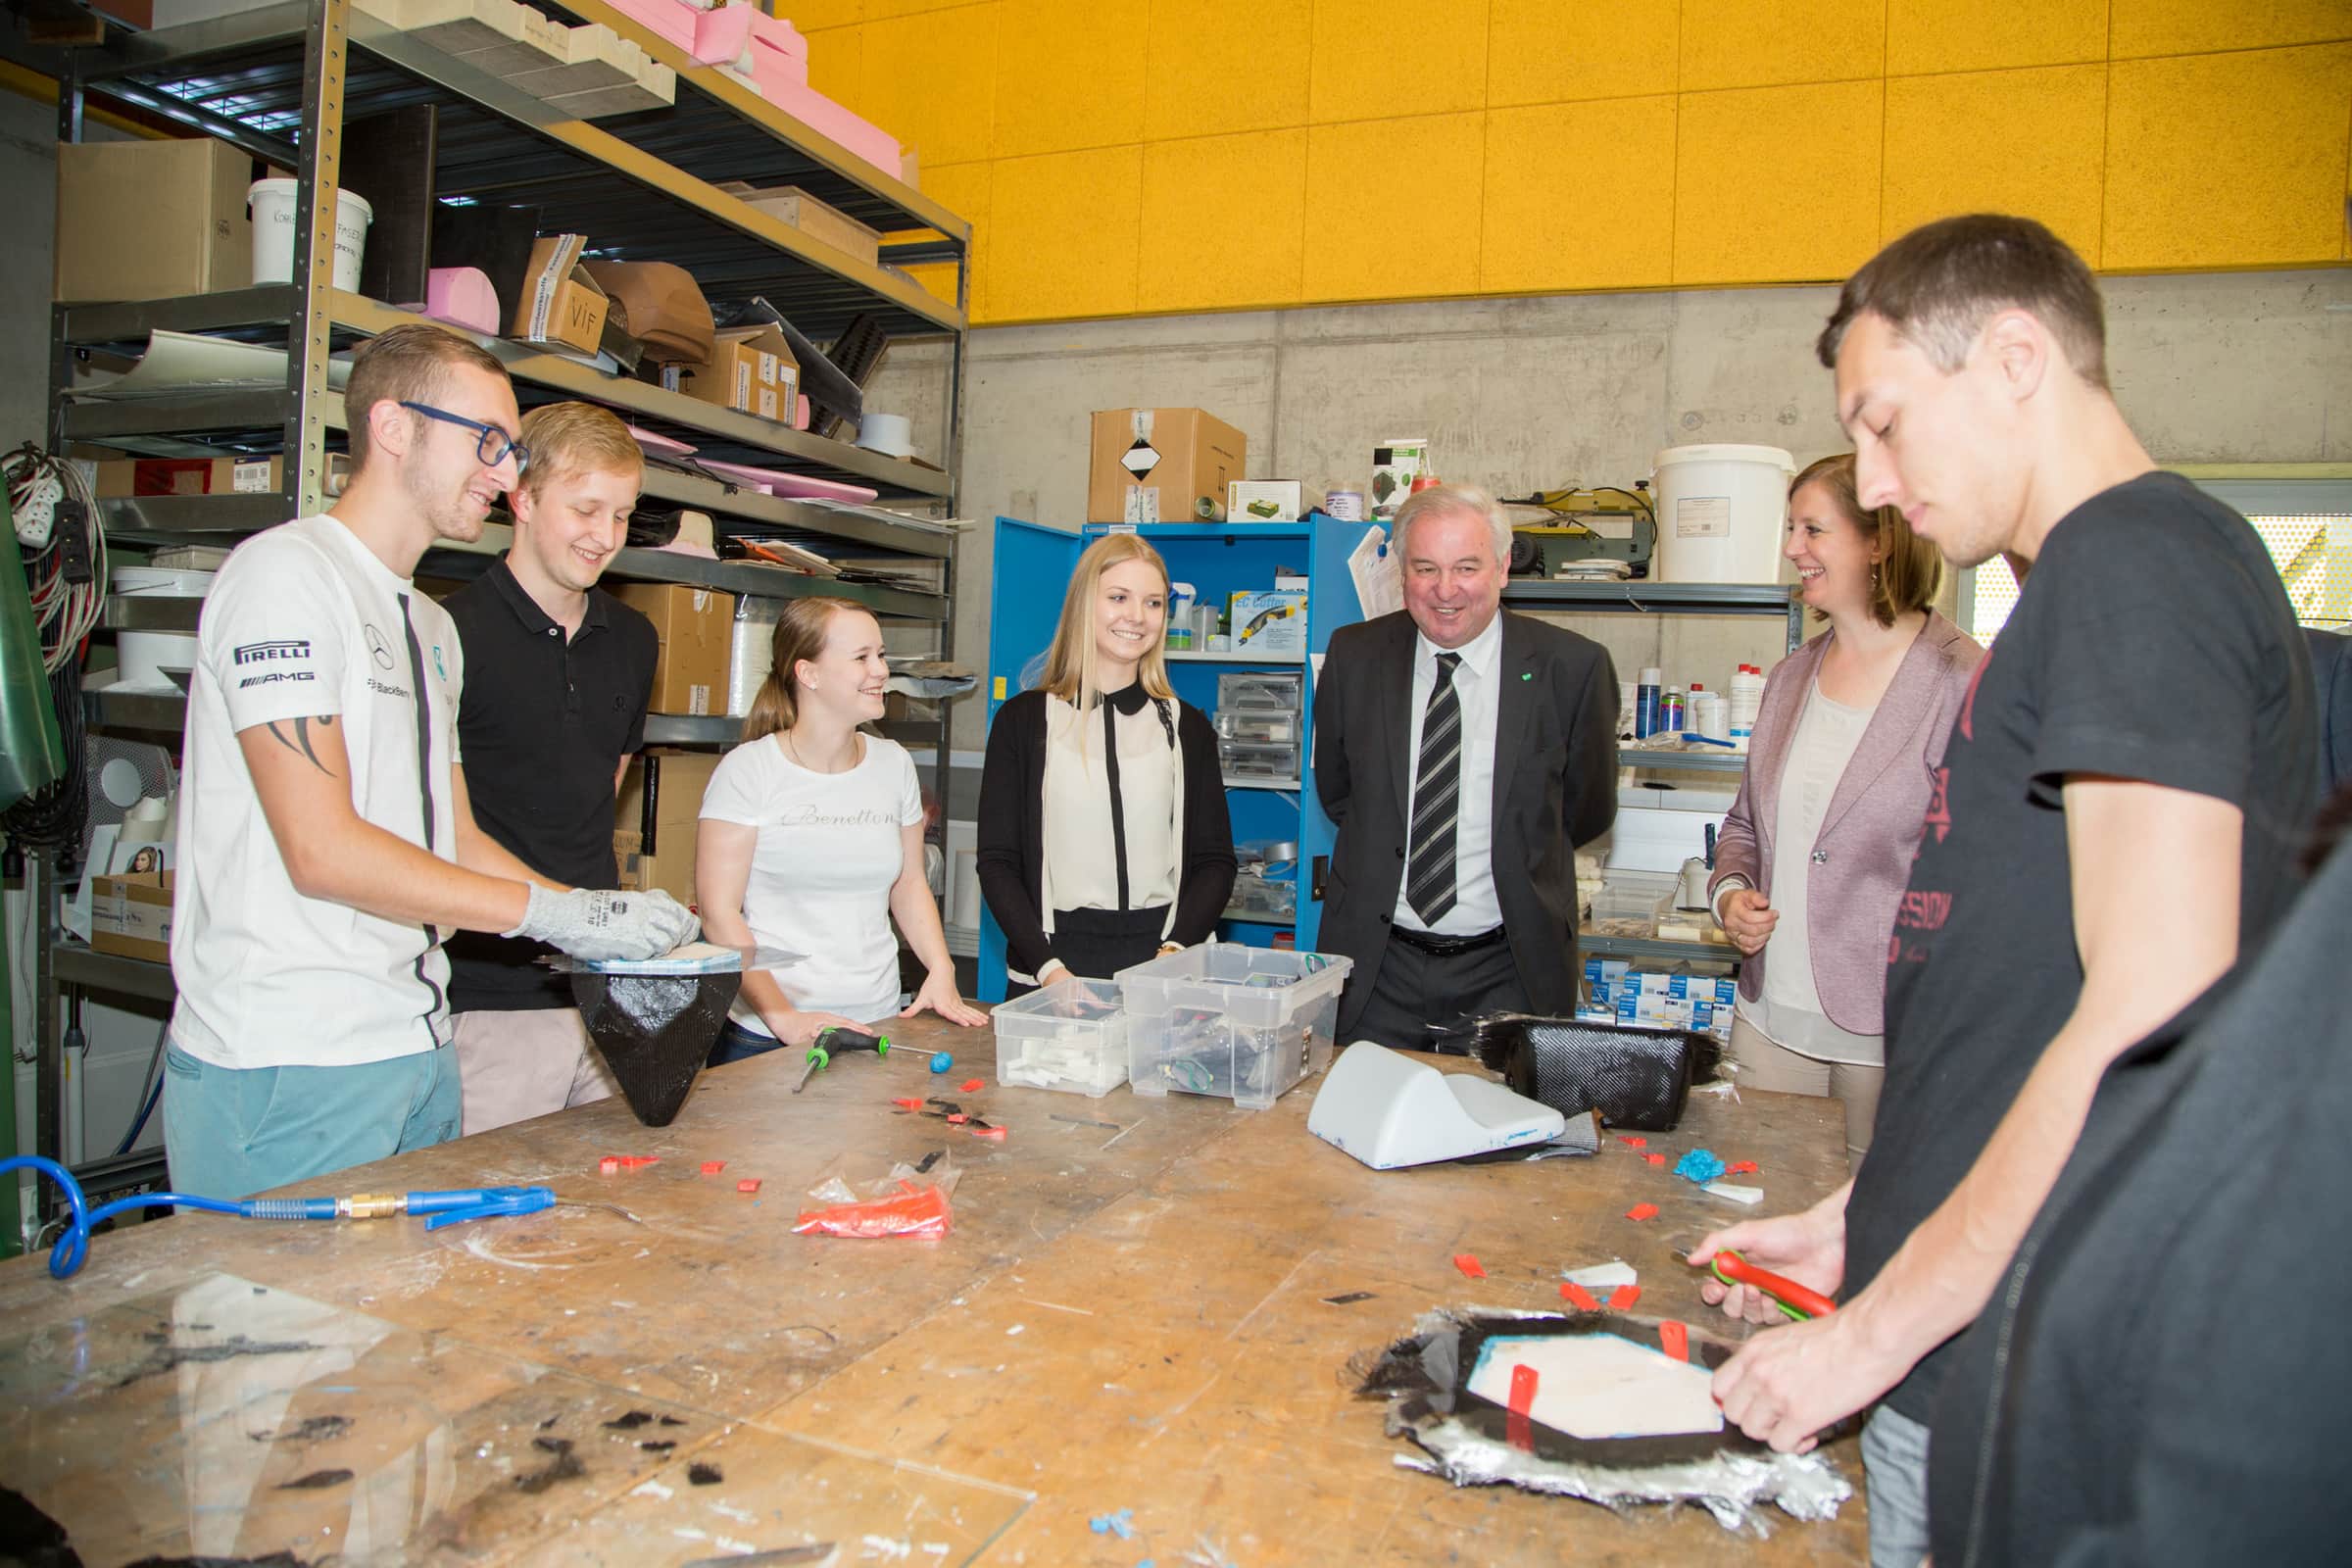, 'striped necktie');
1405,651,1463,926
